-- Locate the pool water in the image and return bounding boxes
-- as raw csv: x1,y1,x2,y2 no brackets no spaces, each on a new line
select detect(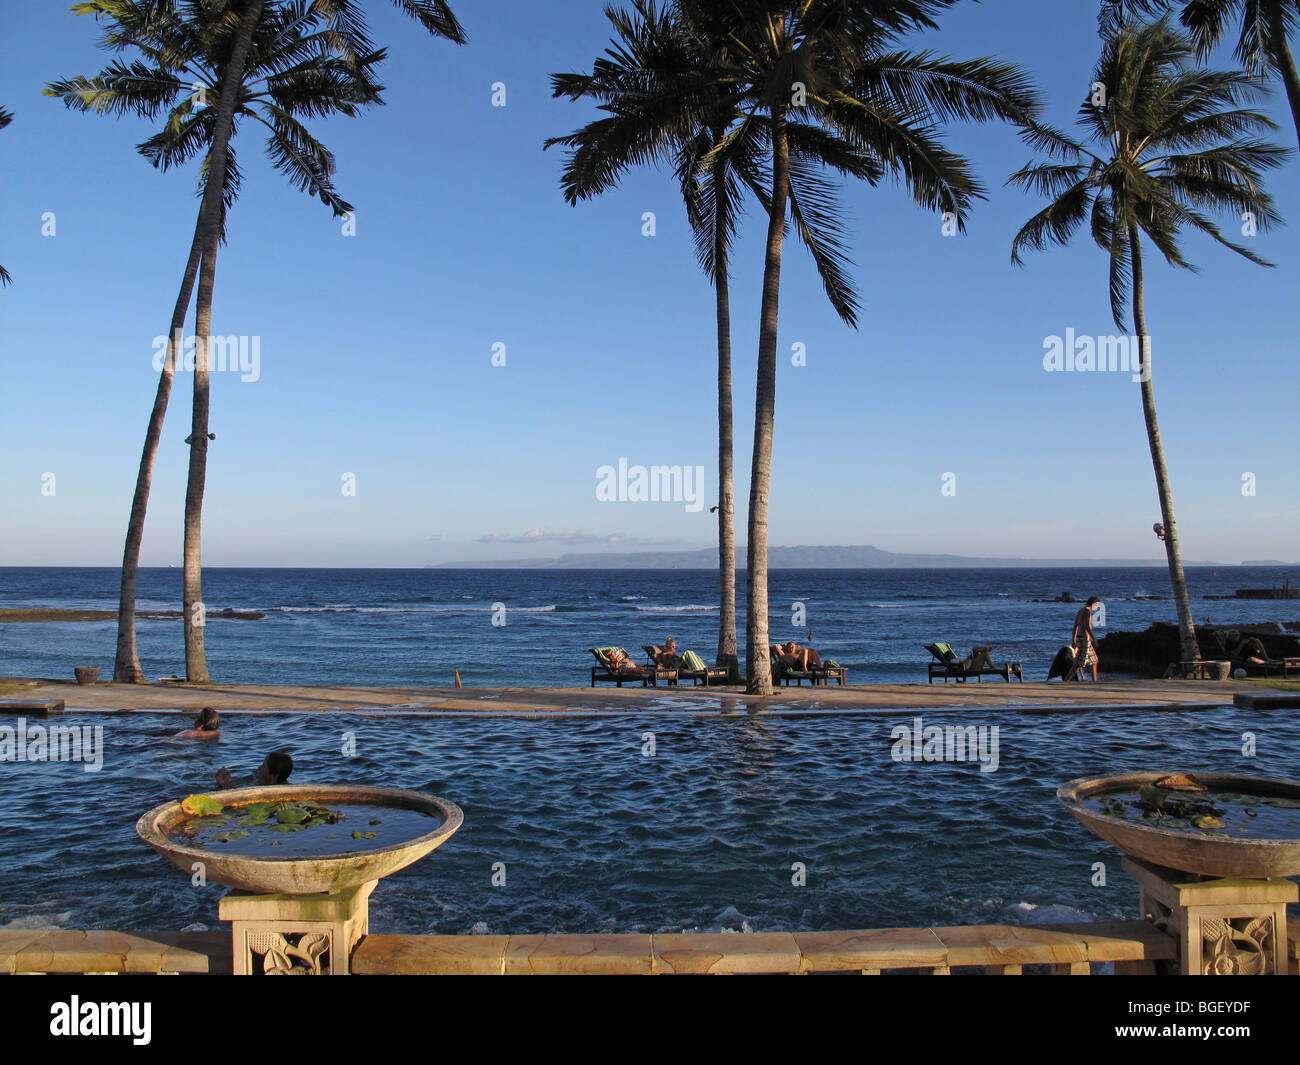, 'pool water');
172,801,440,857
0,704,1296,935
